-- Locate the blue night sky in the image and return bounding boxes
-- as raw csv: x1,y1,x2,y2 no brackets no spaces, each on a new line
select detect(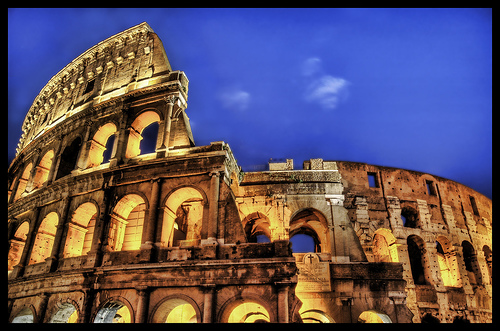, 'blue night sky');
8,8,492,199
